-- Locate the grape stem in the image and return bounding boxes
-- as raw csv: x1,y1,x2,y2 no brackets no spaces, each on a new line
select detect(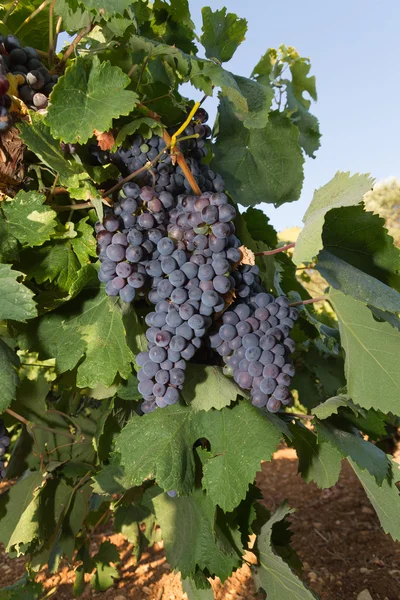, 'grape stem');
289,296,328,307
254,242,295,256
58,19,93,70
14,0,51,35
140,104,202,196
5,407,78,440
